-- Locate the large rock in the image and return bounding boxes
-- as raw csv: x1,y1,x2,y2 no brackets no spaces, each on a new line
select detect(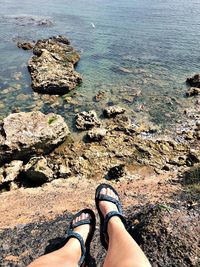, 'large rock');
0,111,70,164
129,205,200,267
186,74,200,88
28,36,82,94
